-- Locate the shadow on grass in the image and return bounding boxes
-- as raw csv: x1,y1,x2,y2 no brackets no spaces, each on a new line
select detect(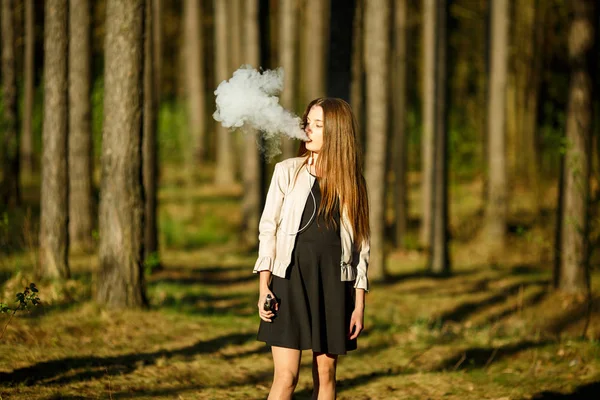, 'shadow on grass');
380,267,483,285
429,280,549,327
435,339,554,371
148,265,254,286
0,332,256,386
530,380,600,399
156,291,254,316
